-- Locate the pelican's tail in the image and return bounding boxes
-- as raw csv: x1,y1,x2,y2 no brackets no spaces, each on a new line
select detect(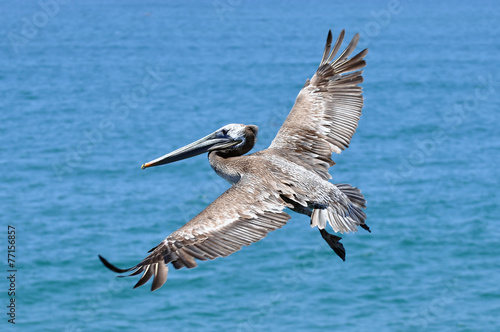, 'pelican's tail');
310,184,369,233
335,183,370,232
